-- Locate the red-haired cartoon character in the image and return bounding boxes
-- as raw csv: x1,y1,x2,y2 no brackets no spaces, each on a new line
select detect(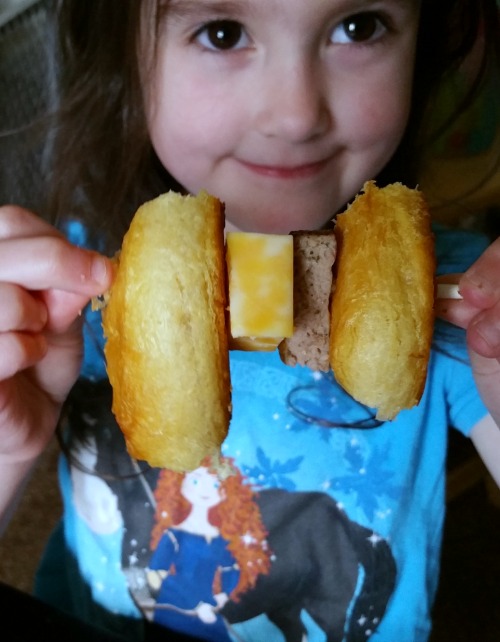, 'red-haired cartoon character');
146,456,271,641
